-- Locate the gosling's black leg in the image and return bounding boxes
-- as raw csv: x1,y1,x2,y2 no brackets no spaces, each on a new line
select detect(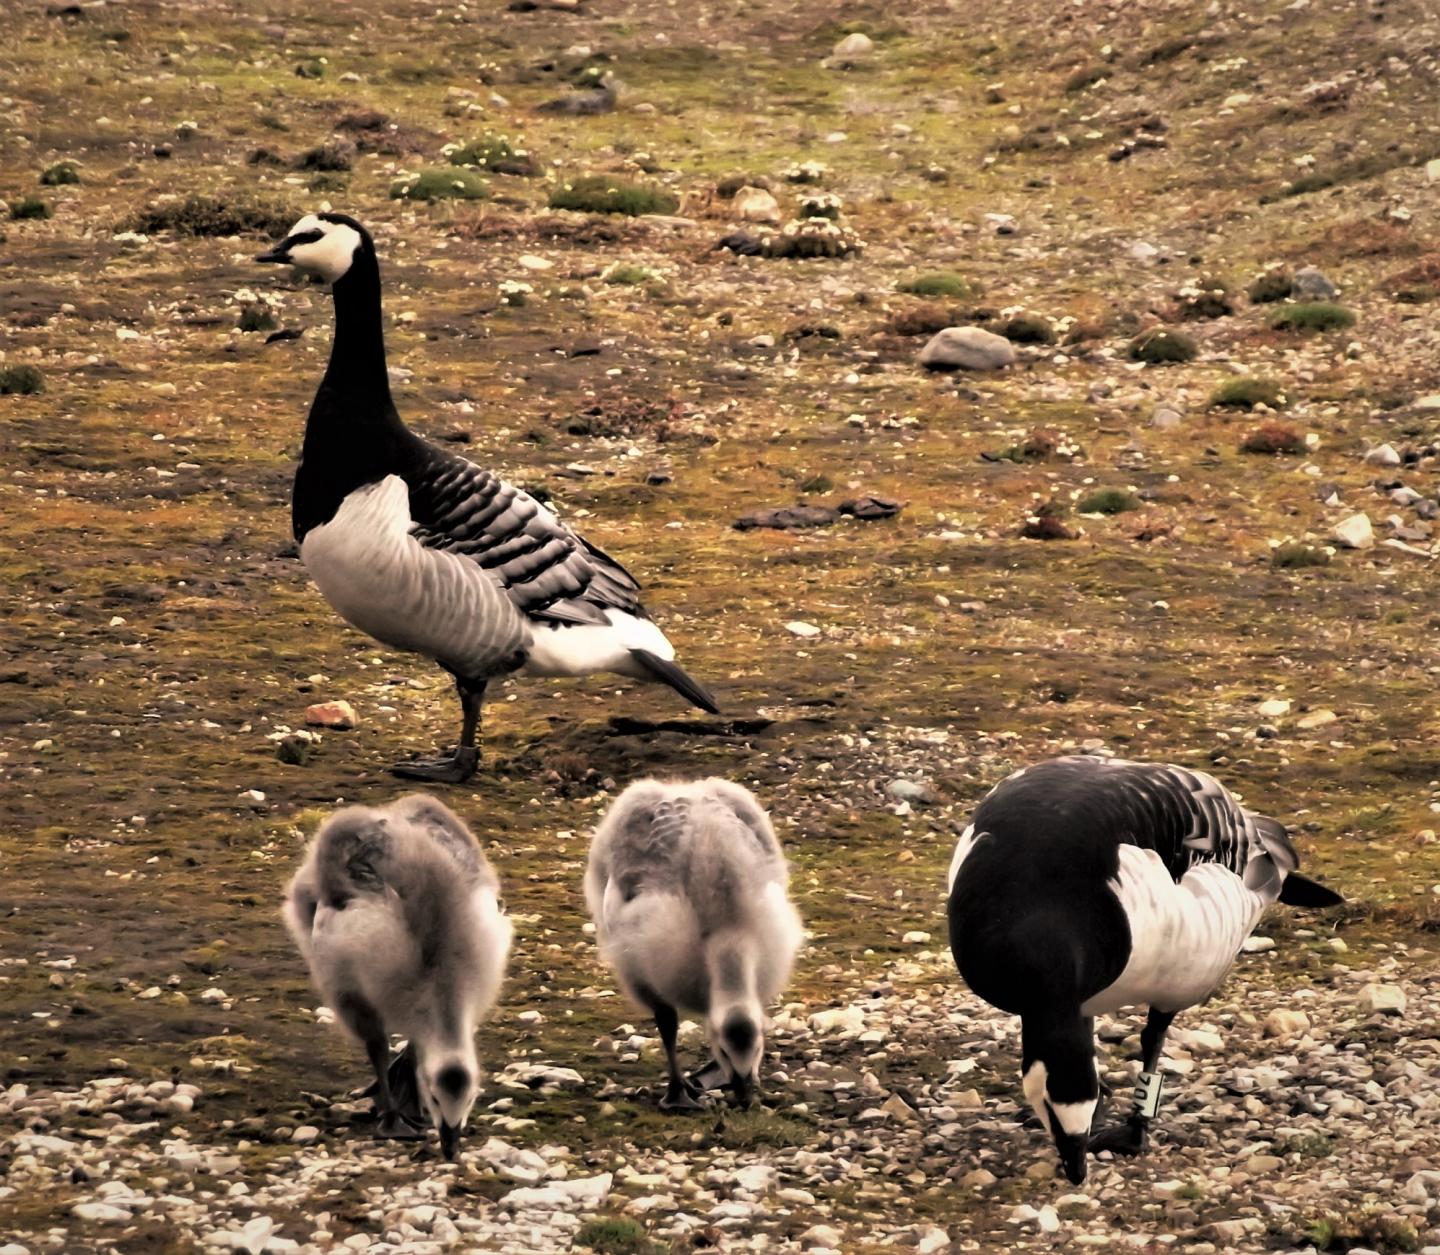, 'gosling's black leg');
342,995,423,1140
1089,1007,1177,1156
392,677,486,784
651,1001,704,1112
